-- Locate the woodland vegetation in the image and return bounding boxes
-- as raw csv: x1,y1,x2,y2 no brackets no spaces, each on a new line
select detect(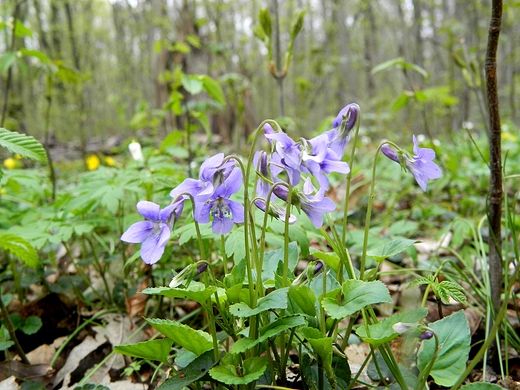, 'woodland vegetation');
0,0,519,389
